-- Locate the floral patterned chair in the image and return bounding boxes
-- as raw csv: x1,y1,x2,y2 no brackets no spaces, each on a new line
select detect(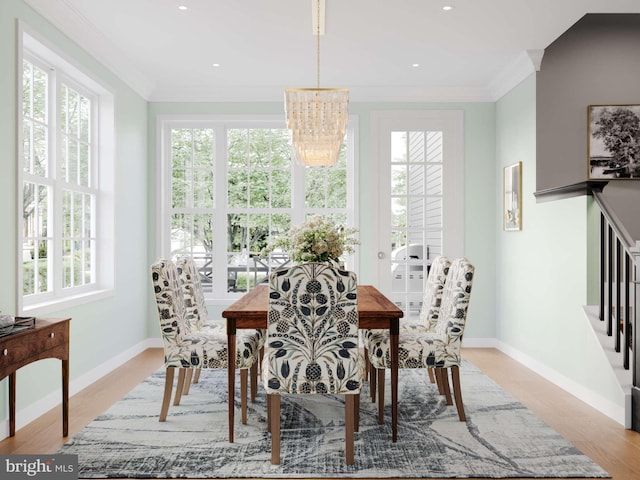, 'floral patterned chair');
151,258,260,423
366,257,474,422
264,263,364,465
175,255,265,399
364,255,451,401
